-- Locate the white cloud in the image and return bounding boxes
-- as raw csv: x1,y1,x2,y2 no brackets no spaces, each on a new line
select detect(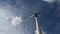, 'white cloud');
57,0,60,2
35,28,47,34
41,27,47,34
11,16,23,26
43,0,56,3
